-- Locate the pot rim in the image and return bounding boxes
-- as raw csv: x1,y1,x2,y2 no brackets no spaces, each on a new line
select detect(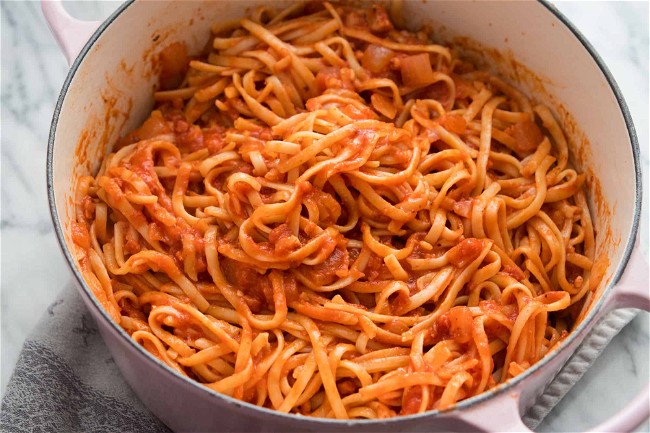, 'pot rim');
46,0,642,426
